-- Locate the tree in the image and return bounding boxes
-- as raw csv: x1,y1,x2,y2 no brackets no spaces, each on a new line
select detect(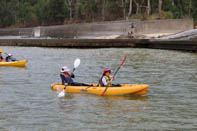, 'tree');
0,0,197,27
35,0,50,25
0,1,15,27
18,1,35,26
128,0,133,17
189,0,192,16
121,0,127,19
102,0,106,20
48,0,67,24
78,0,98,21
147,0,150,16
65,0,73,20
158,0,162,18
133,0,140,14
106,0,123,20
